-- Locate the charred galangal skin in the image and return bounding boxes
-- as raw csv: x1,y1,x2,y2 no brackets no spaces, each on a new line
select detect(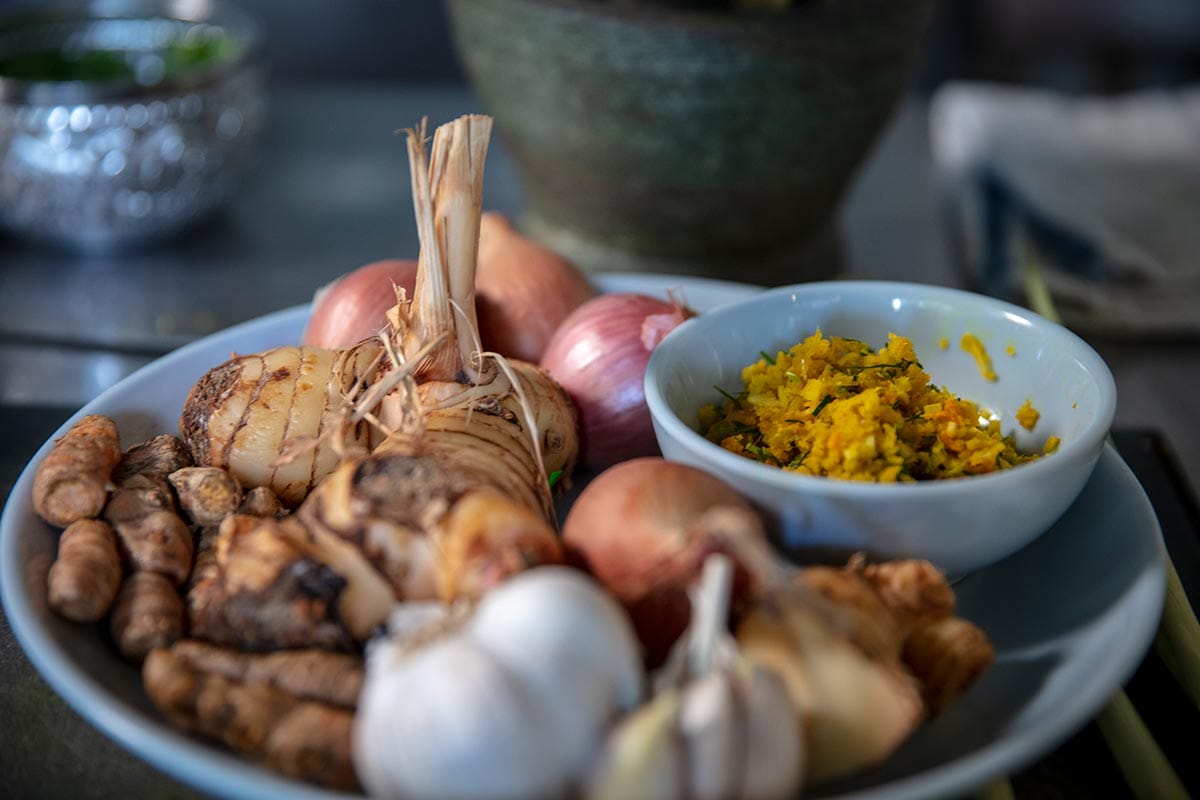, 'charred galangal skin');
187,514,359,652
